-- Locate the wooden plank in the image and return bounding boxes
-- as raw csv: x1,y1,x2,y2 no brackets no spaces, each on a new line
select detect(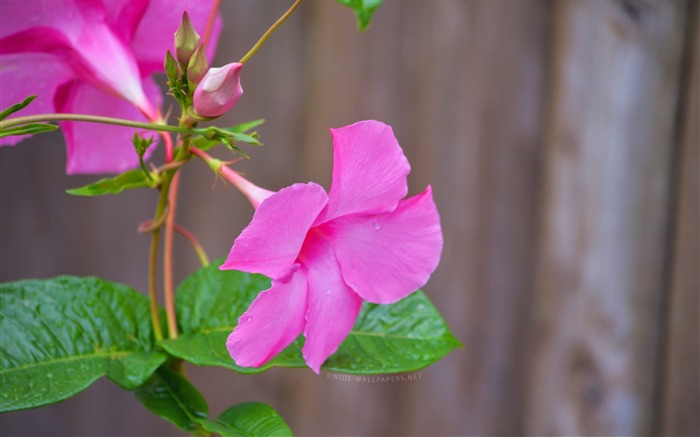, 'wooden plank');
527,1,689,435
661,5,700,435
